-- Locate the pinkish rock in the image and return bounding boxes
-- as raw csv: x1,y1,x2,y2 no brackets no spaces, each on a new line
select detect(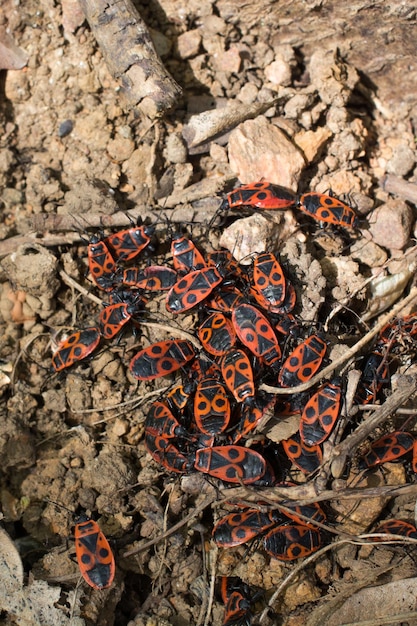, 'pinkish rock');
264,58,292,87
219,211,299,262
227,116,305,189
368,199,414,251
212,46,242,74
176,30,202,60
